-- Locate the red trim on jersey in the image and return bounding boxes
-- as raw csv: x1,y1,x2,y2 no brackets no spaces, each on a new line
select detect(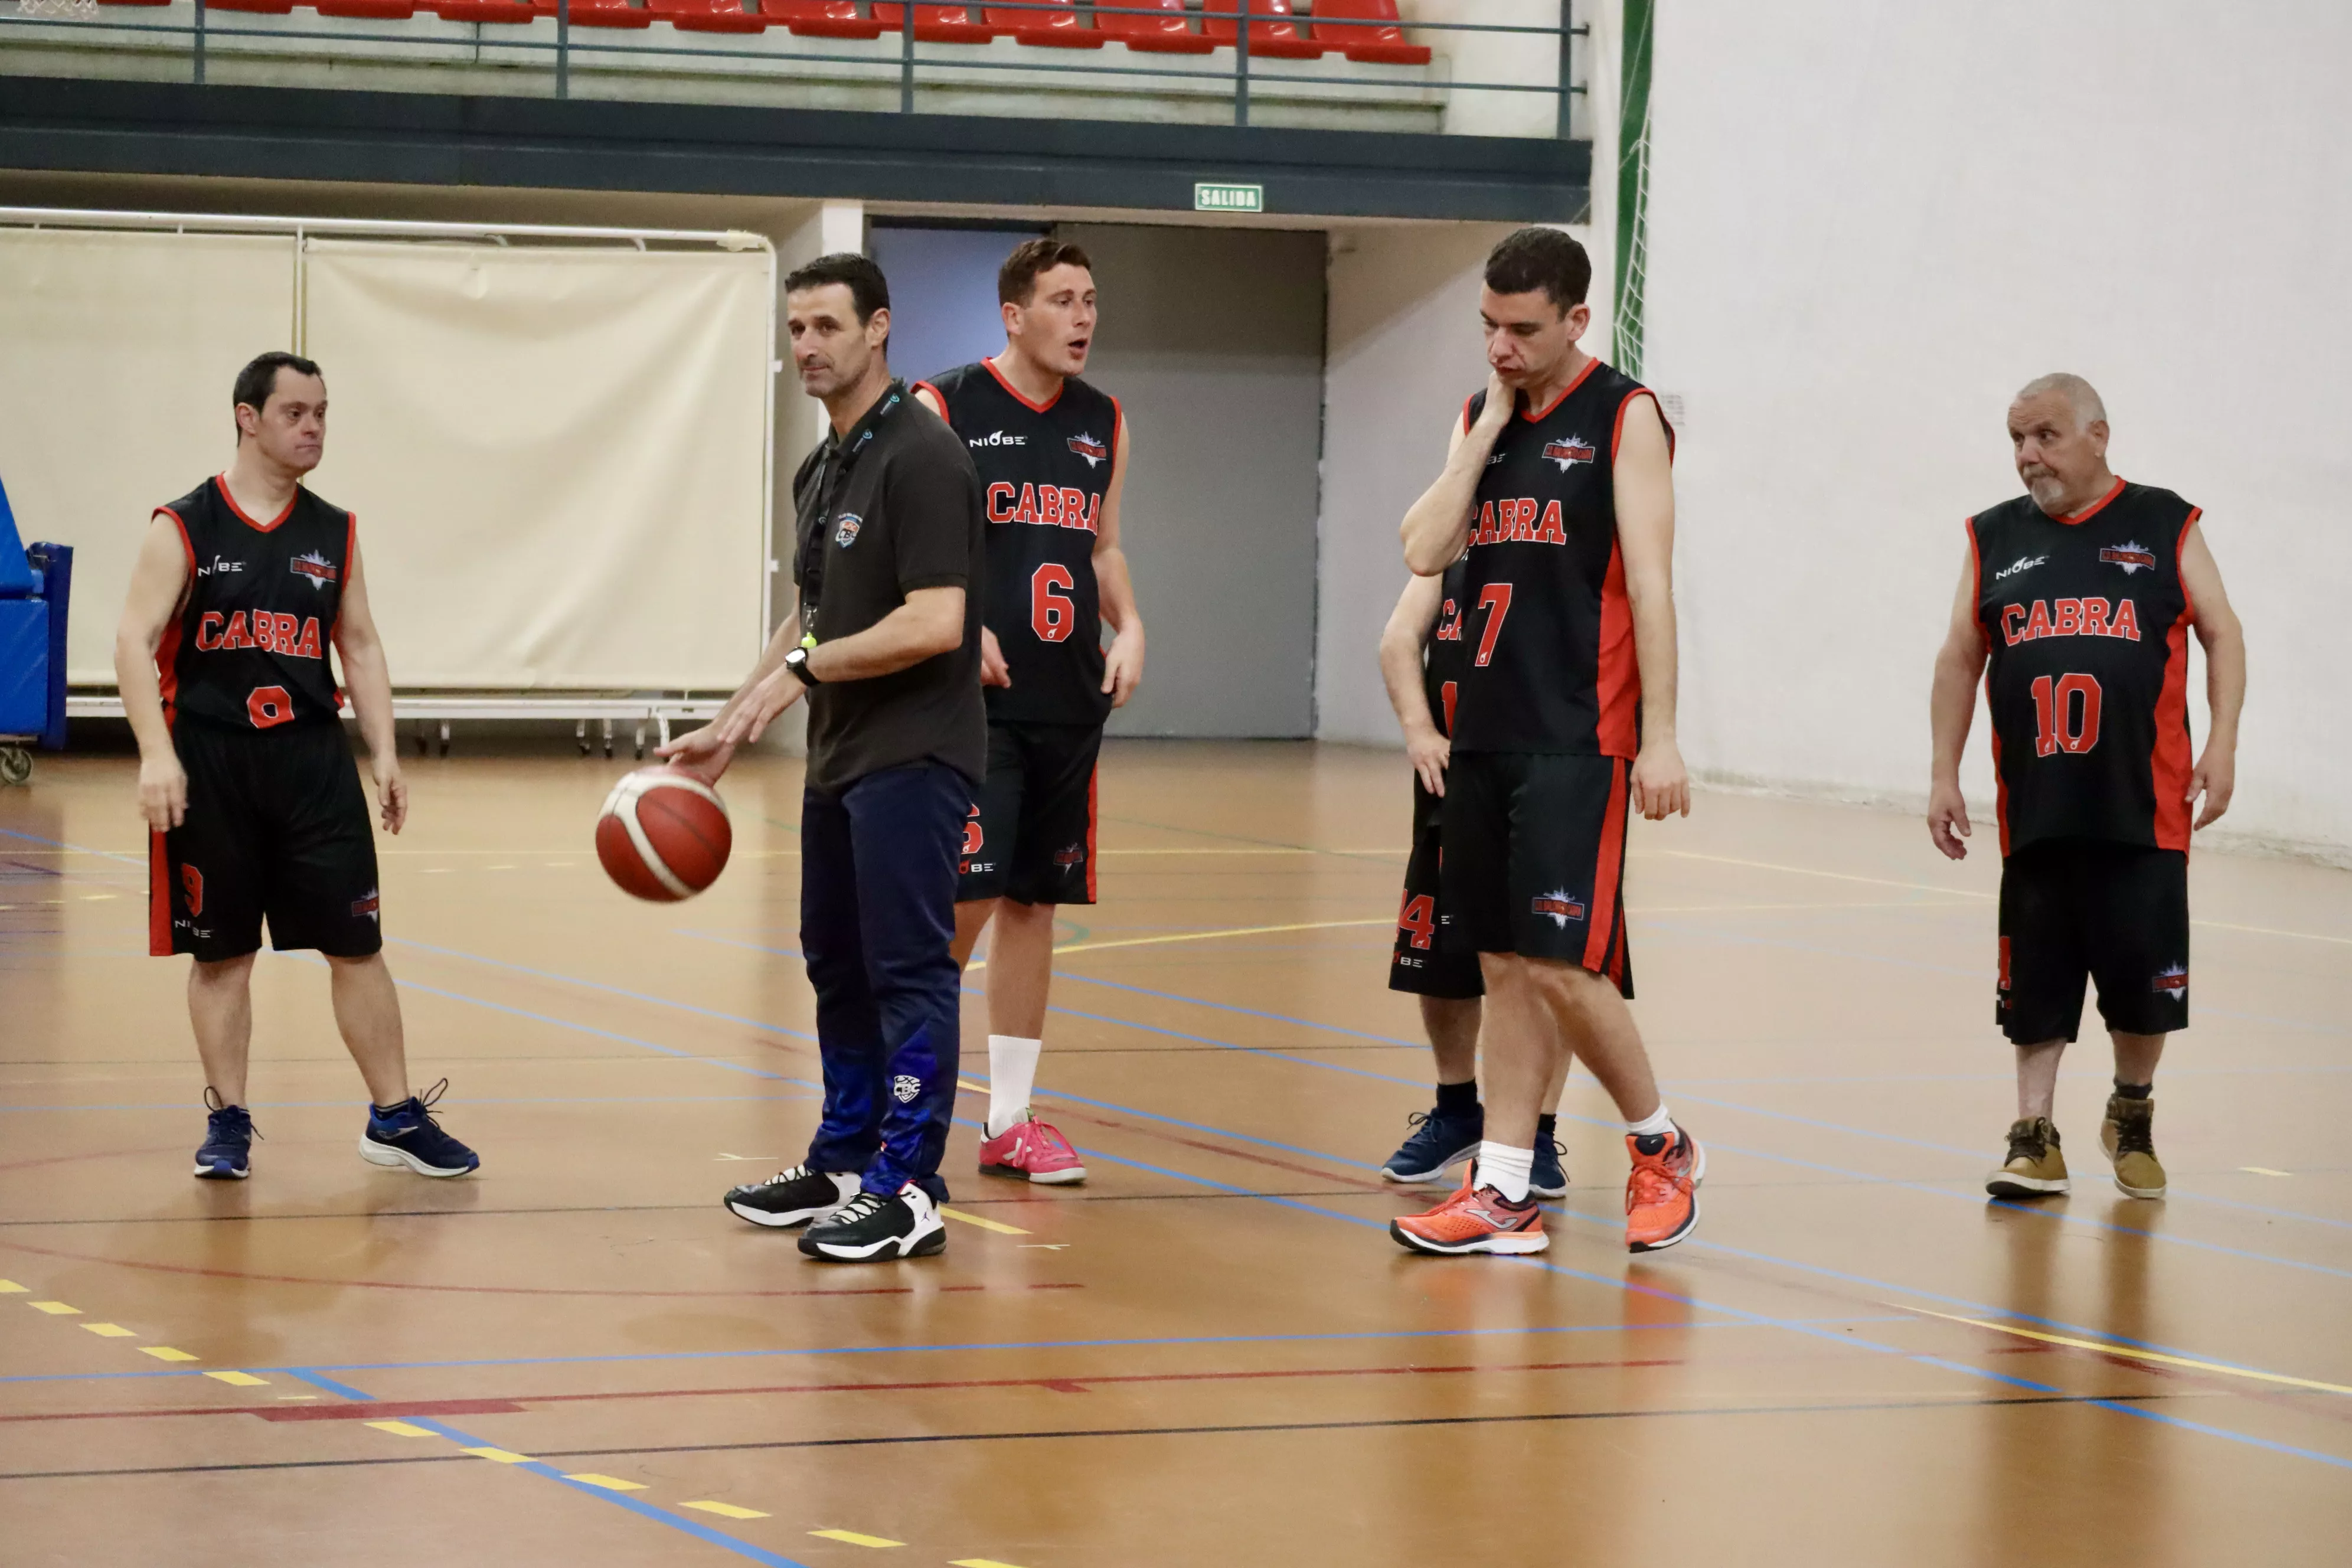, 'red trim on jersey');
1108,394,1126,468
912,379,950,426
1084,762,1099,903
1988,677,2010,857
1609,388,1672,463
1521,355,1602,423
1582,758,1631,974
2150,510,2199,853
148,828,172,957
212,474,299,534
153,507,196,720
1593,540,1640,758
982,355,1063,414
2050,475,2126,527
334,512,357,711
1460,393,1477,436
